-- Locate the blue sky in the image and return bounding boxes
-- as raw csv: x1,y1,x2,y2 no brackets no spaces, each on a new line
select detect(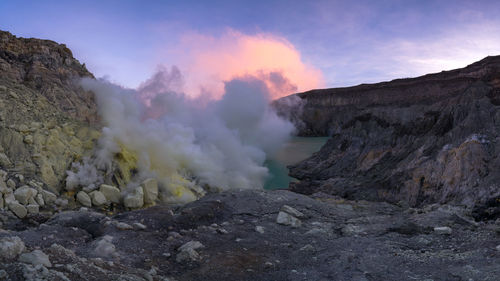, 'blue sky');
1,0,500,90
